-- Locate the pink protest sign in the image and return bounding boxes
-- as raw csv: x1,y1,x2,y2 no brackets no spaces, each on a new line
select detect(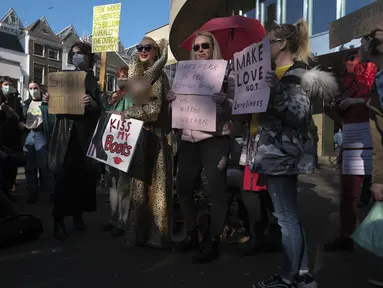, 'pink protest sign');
172,94,216,132
172,60,228,95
